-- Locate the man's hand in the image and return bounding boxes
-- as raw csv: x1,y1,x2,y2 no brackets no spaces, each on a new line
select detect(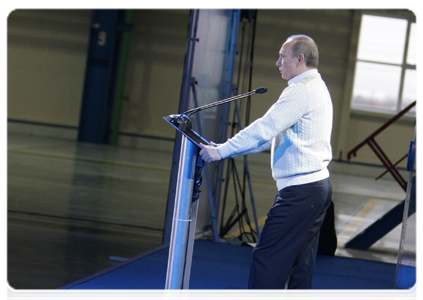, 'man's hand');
199,142,222,163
